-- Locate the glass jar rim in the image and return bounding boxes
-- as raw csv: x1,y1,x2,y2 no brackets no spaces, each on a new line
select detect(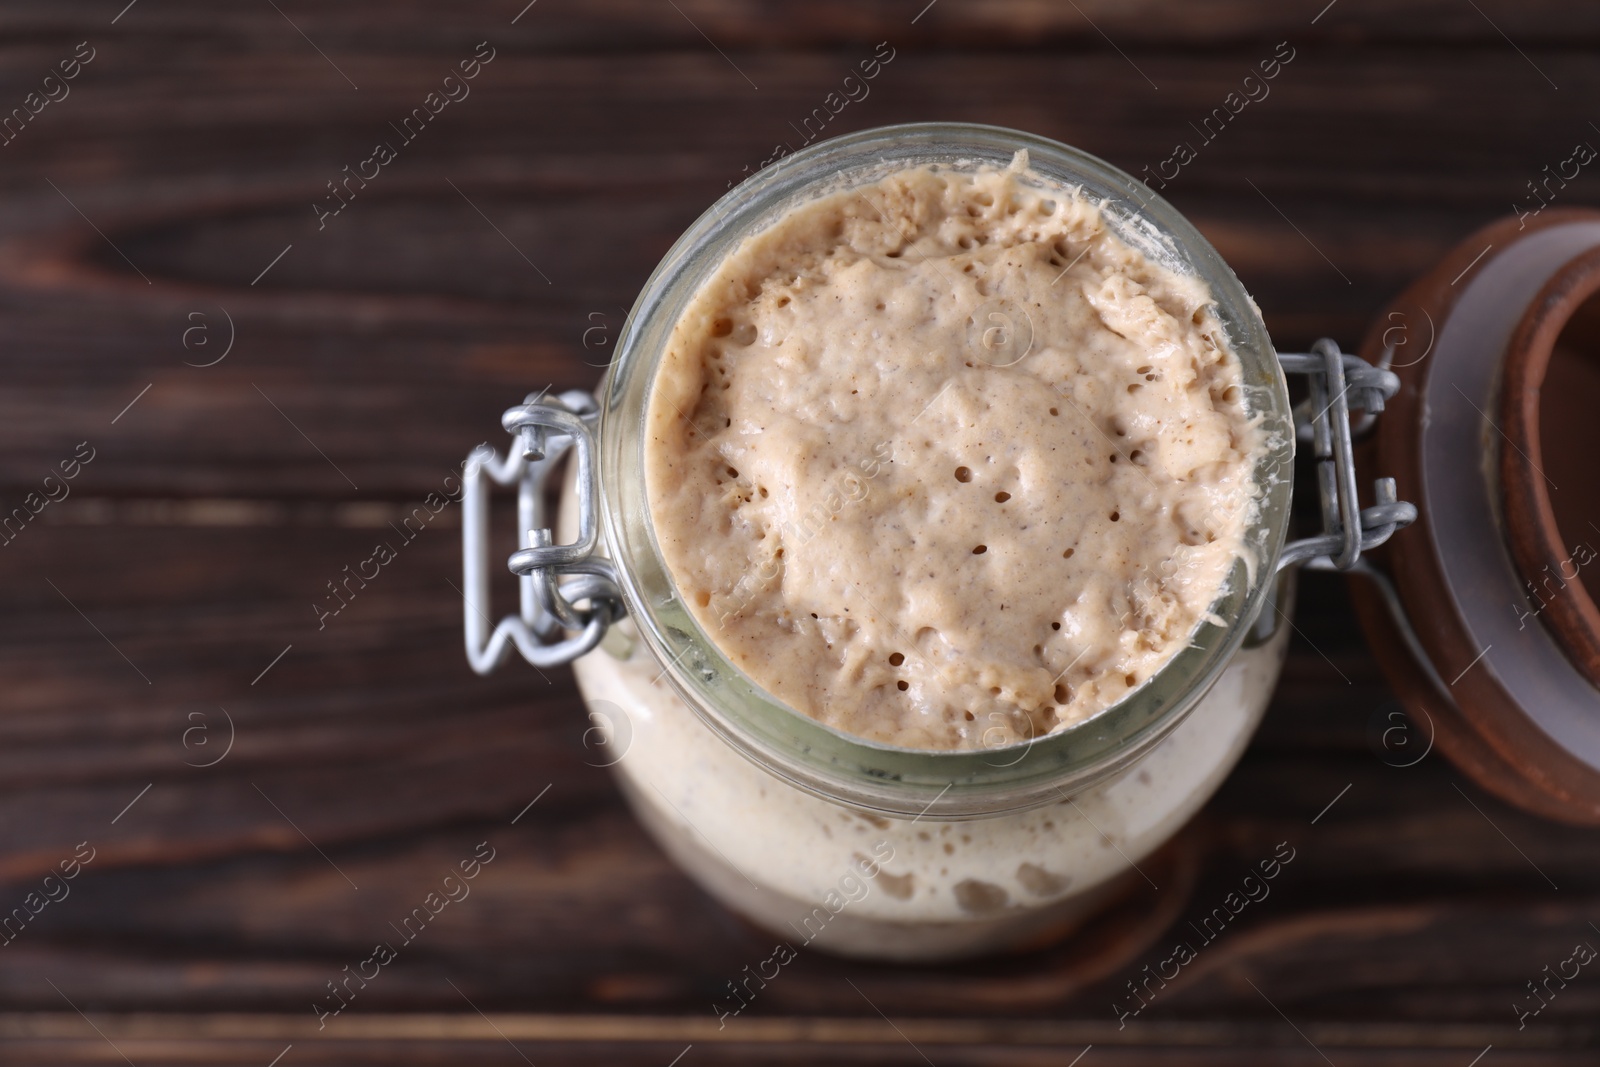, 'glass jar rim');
597,122,1294,819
